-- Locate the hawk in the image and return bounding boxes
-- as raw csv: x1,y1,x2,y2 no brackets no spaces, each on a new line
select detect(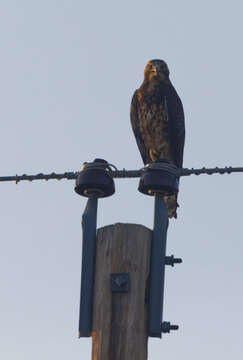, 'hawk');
130,59,185,218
